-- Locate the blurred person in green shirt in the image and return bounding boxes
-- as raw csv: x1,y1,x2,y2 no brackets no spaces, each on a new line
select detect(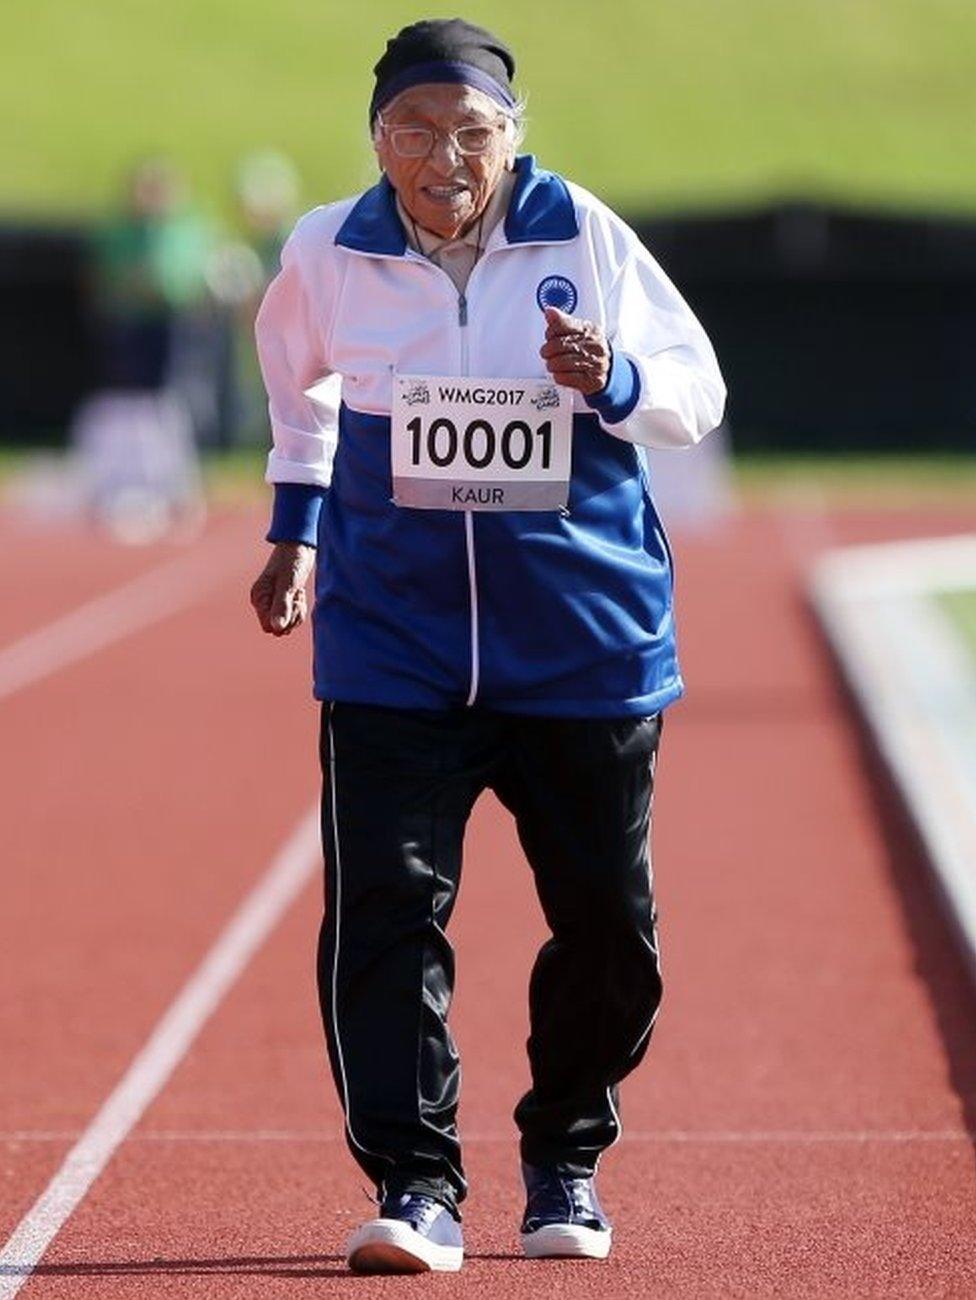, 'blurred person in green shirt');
92,157,213,391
